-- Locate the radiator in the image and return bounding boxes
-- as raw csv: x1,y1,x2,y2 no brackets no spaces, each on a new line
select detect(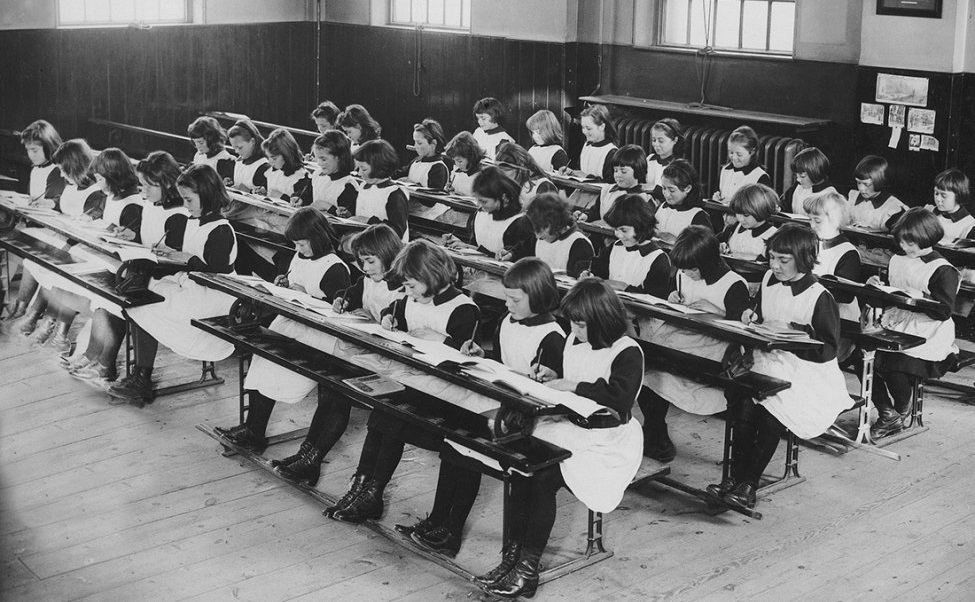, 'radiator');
614,118,805,196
